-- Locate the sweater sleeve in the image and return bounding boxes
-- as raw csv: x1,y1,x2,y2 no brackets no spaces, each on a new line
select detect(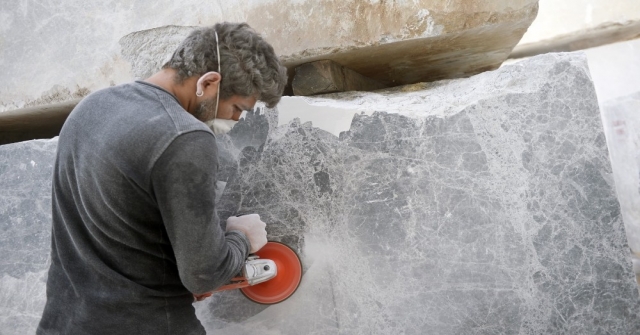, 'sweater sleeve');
150,131,250,294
